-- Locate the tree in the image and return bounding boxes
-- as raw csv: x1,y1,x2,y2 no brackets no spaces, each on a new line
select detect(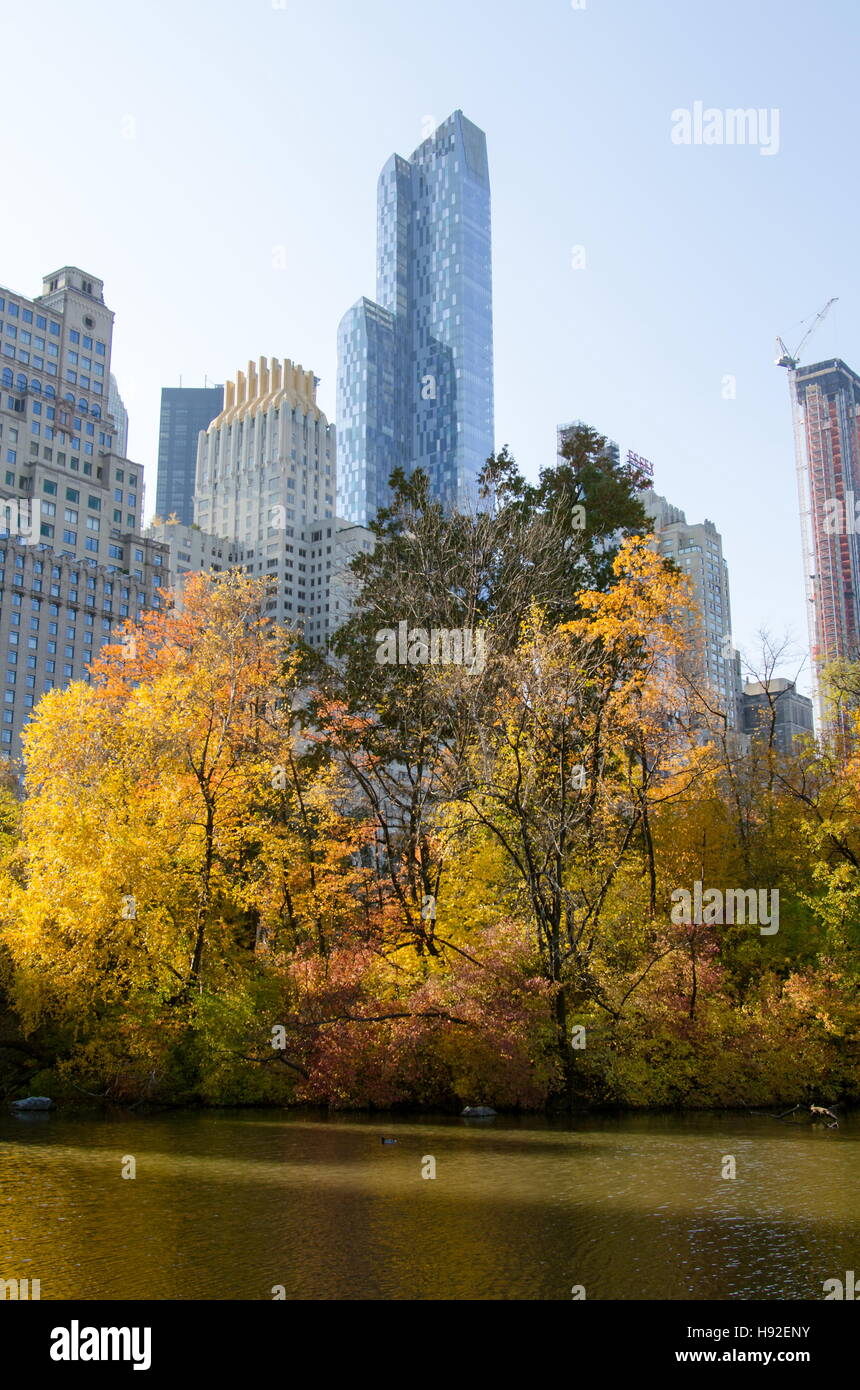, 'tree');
438,537,696,1105
0,573,365,1100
